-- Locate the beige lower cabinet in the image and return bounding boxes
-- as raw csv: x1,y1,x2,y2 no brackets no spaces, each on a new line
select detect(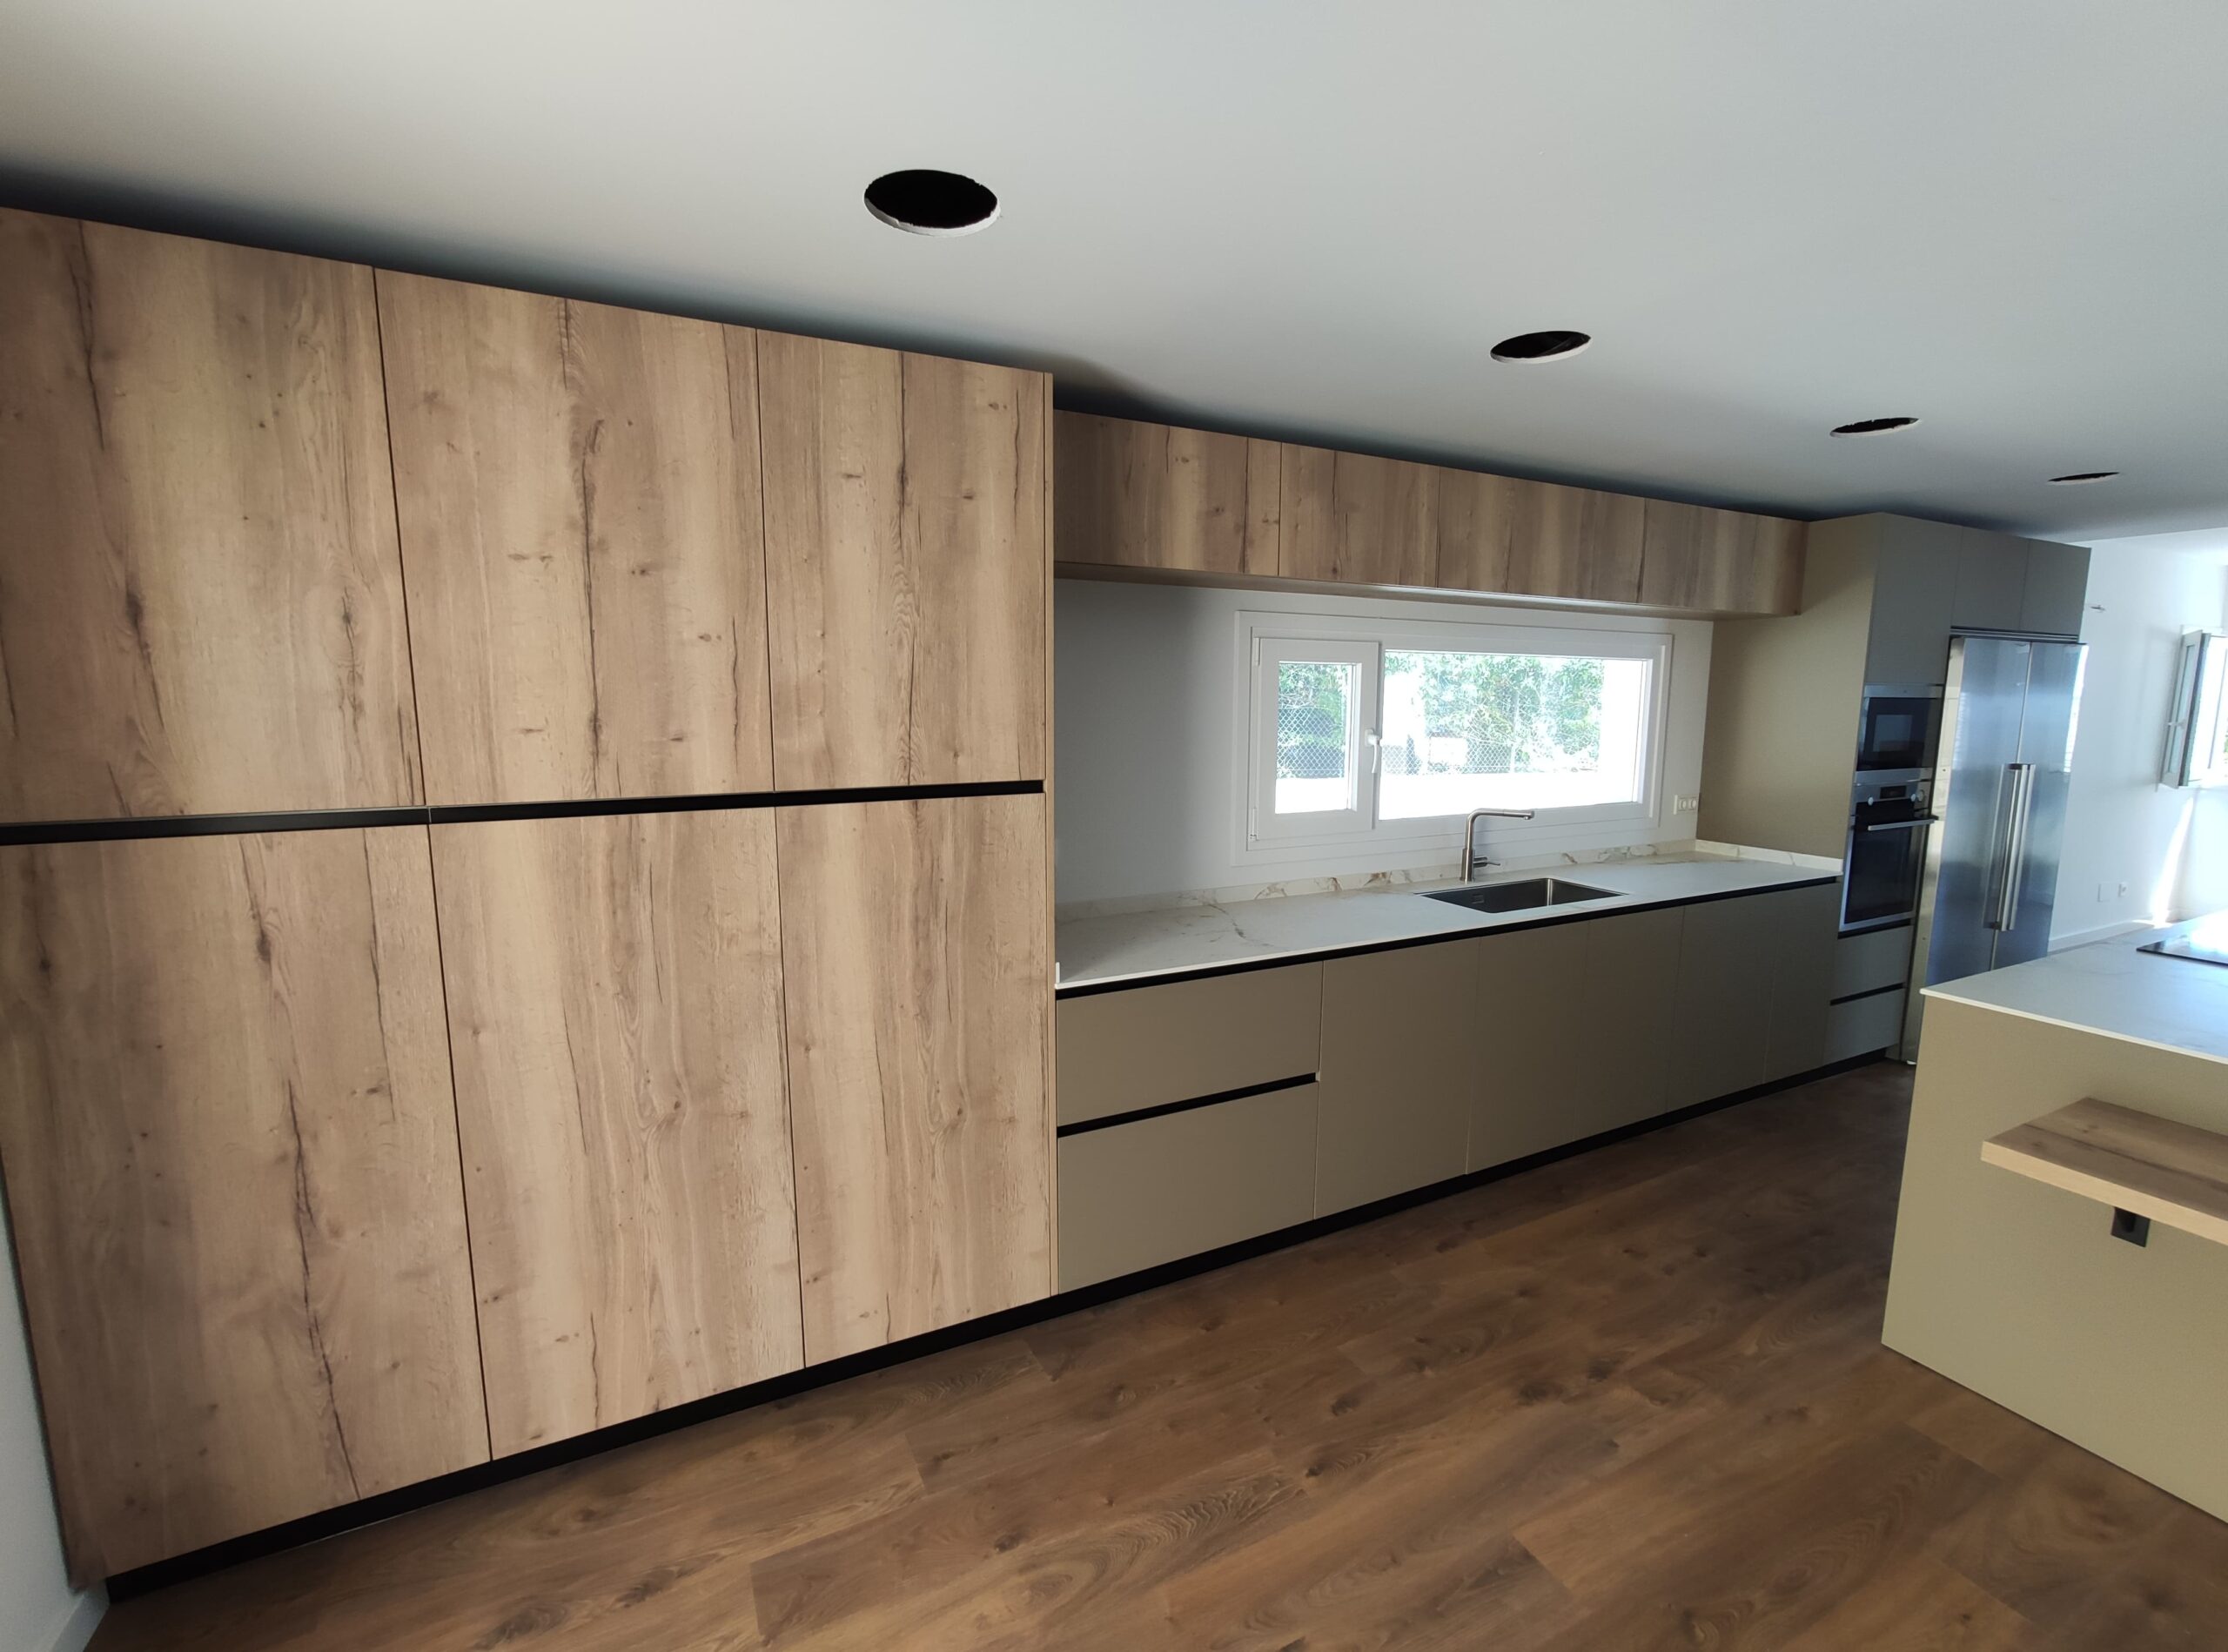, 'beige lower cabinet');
1055,963,1321,1126
778,794,1053,1362
1832,925,1914,1001
1471,908,1685,1169
1762,884,1842,1083
431,810,803,1457
0,829,488,1583
1057,1084,1320,1290
1315,941,1481,1214
1827,991,1907,1062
